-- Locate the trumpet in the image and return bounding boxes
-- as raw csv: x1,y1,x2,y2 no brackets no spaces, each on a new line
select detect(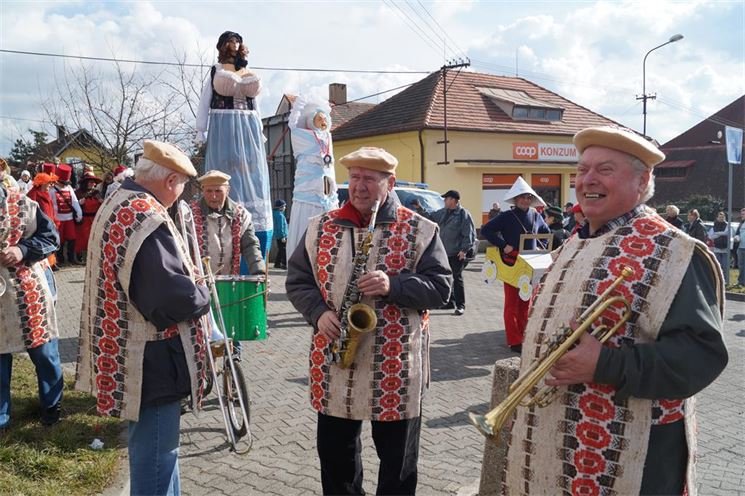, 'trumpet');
468,266,633,439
